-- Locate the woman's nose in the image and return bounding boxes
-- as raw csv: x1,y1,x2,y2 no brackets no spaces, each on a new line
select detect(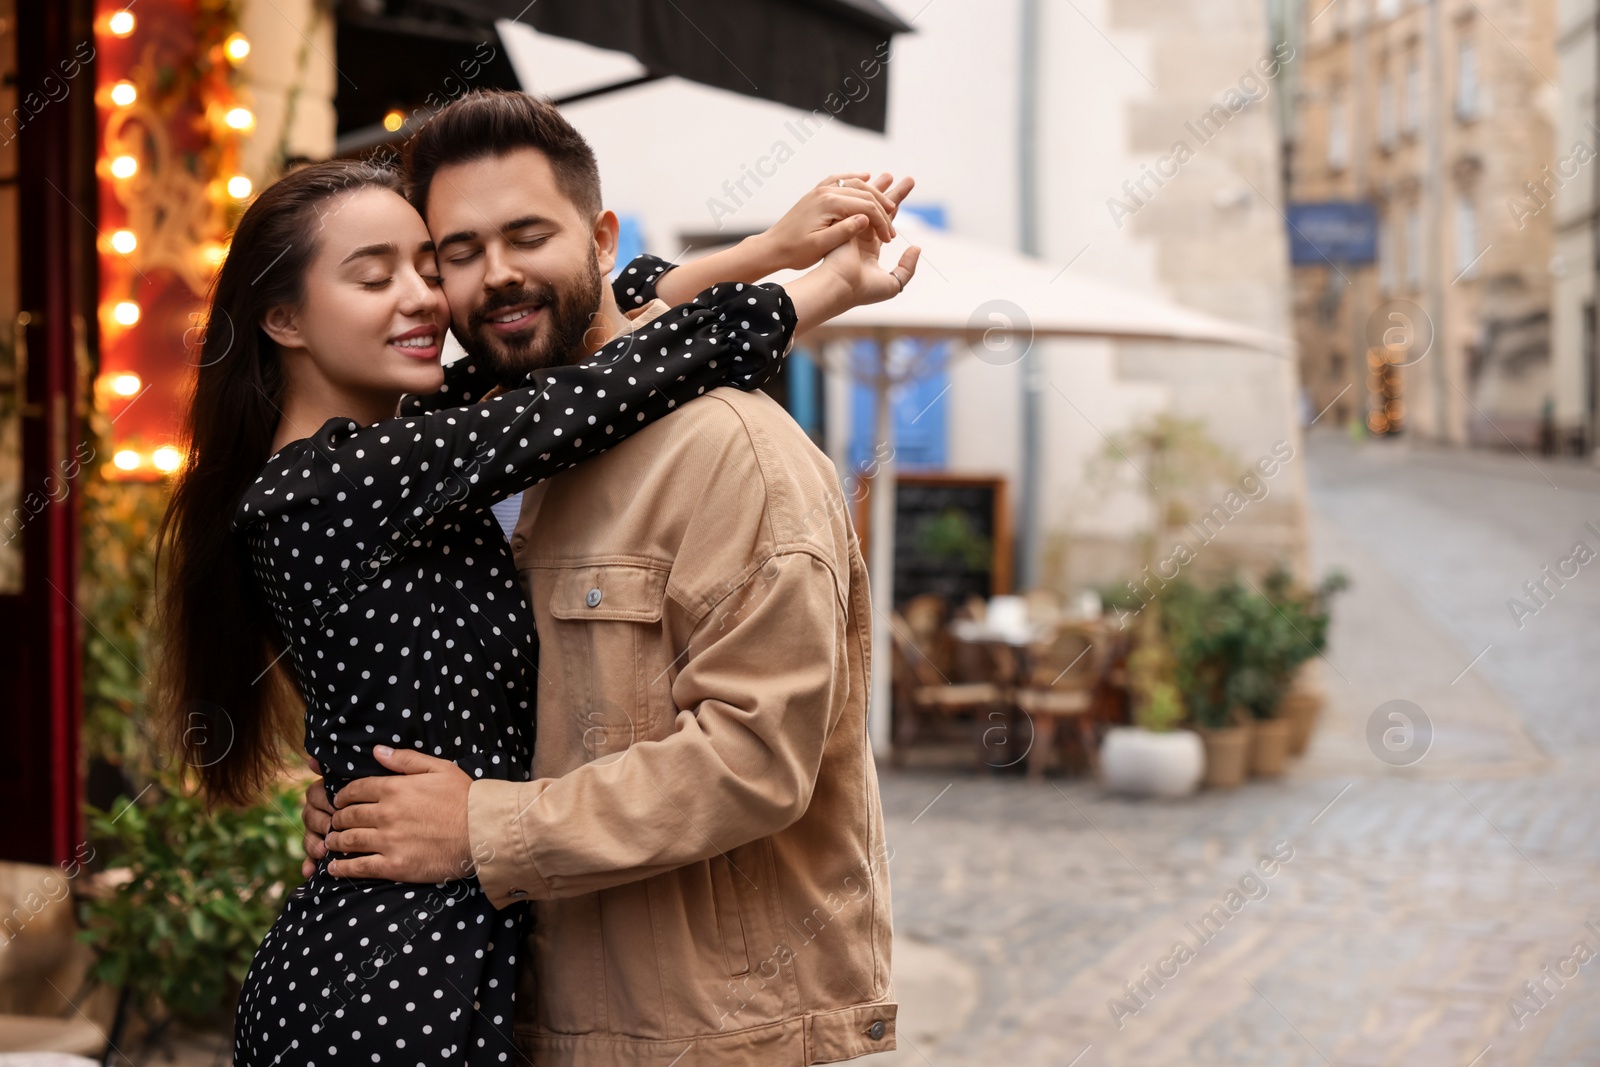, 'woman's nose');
398,271,436,314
